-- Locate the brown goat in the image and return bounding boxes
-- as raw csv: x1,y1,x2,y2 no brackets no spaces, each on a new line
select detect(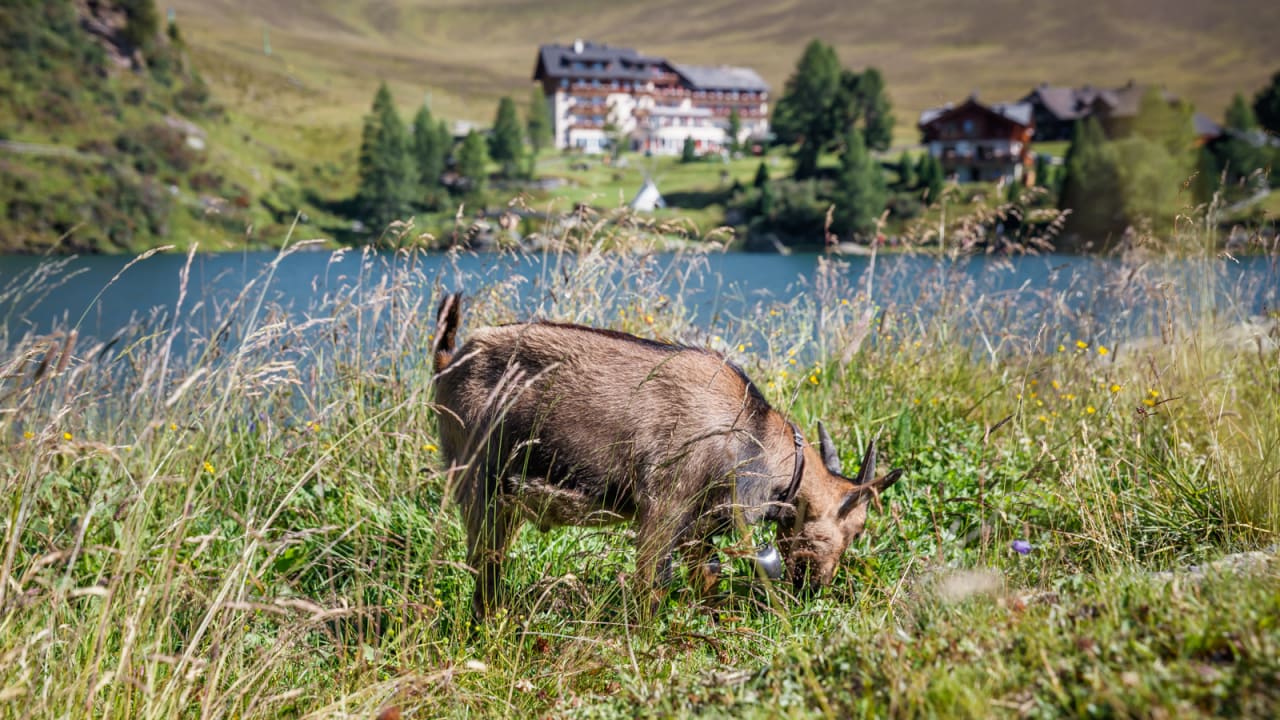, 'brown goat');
431,294,903,617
